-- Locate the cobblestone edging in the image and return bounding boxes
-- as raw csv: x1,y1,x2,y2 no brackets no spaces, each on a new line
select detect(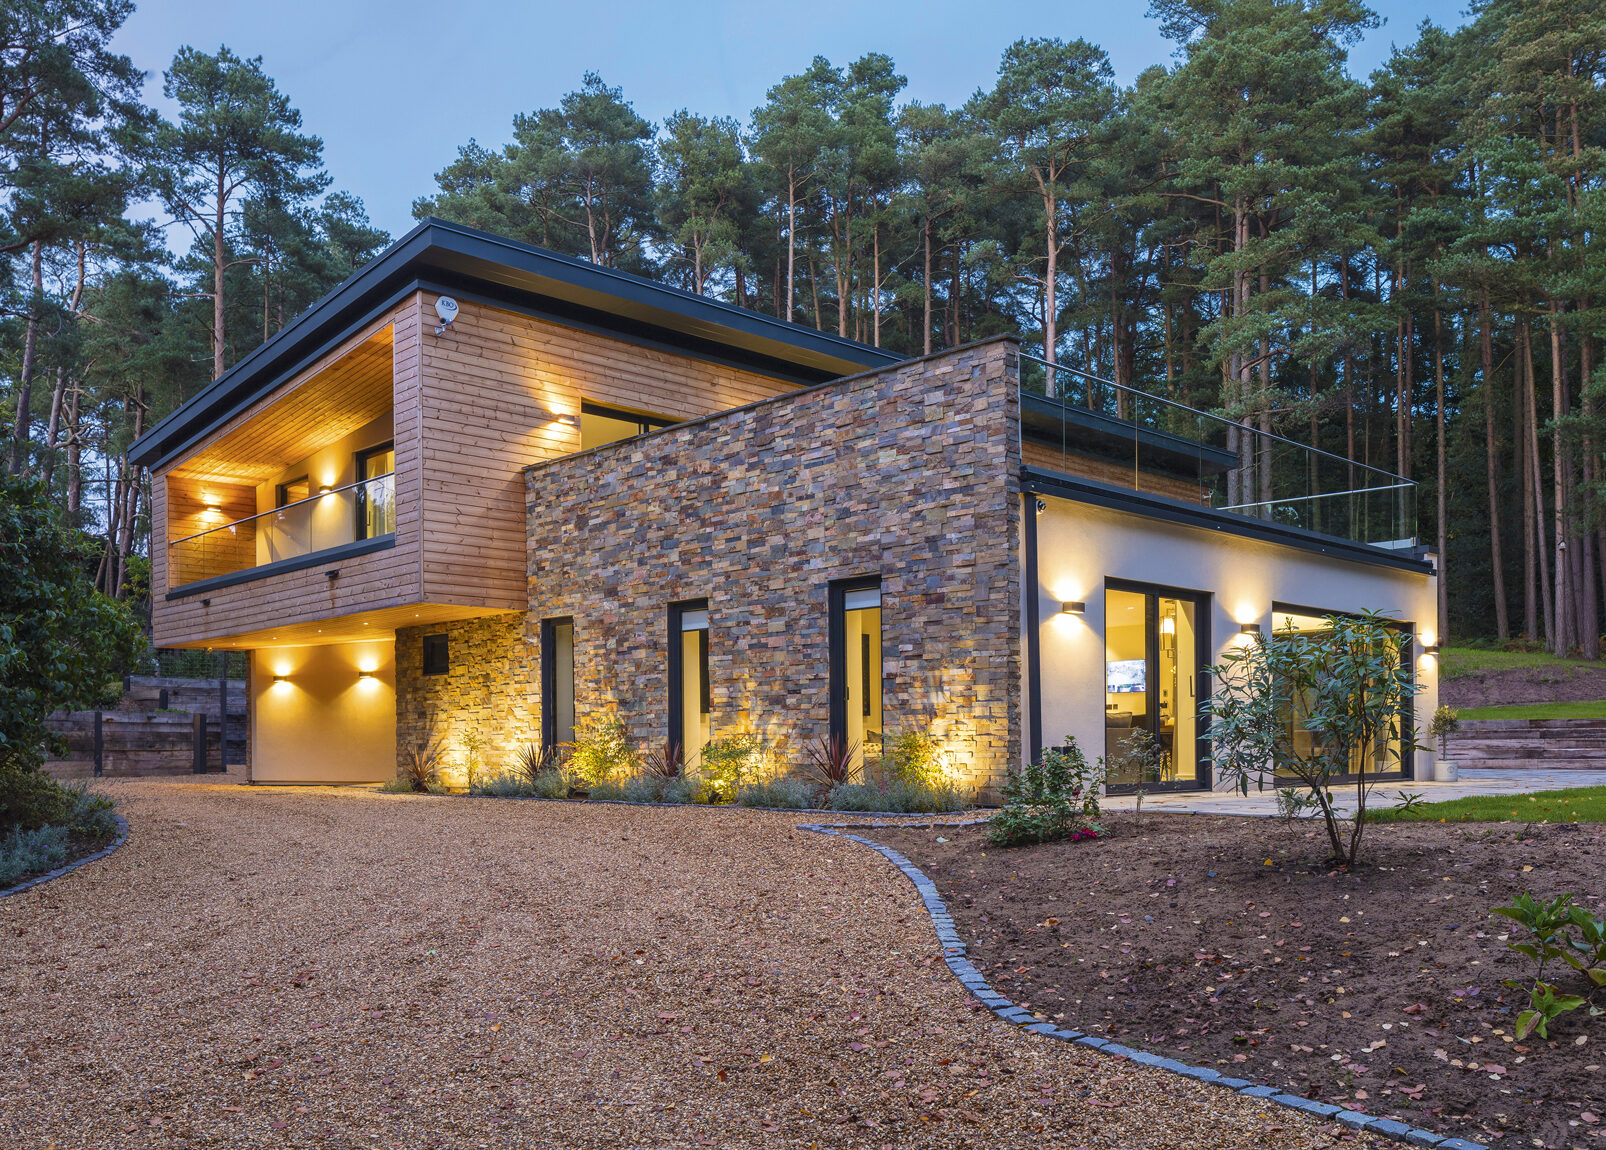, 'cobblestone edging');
394,789,990,820
0,815,129,901
801,821,1489,1150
